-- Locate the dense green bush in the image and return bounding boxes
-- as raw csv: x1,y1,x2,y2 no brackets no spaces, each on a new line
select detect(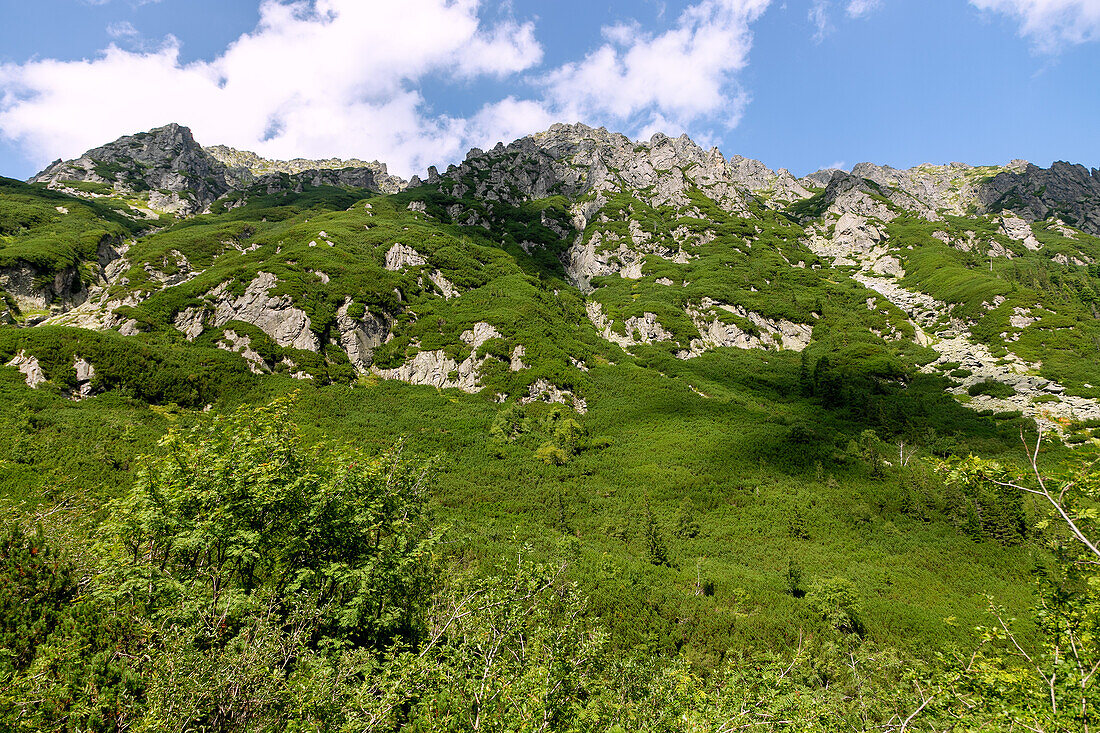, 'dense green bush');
0,523,77,675
967,379,1016,399
102,395,439,649
0,326,257,406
